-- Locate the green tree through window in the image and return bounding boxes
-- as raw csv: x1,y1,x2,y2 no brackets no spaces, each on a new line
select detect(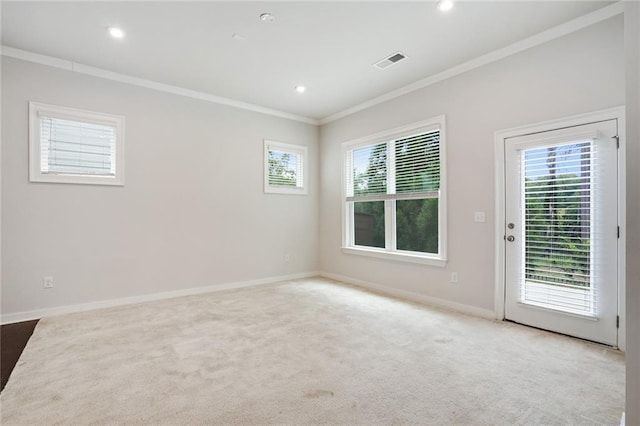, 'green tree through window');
346,126,442,256
524,142,592,288
264,140,307,195
268,151,297,187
